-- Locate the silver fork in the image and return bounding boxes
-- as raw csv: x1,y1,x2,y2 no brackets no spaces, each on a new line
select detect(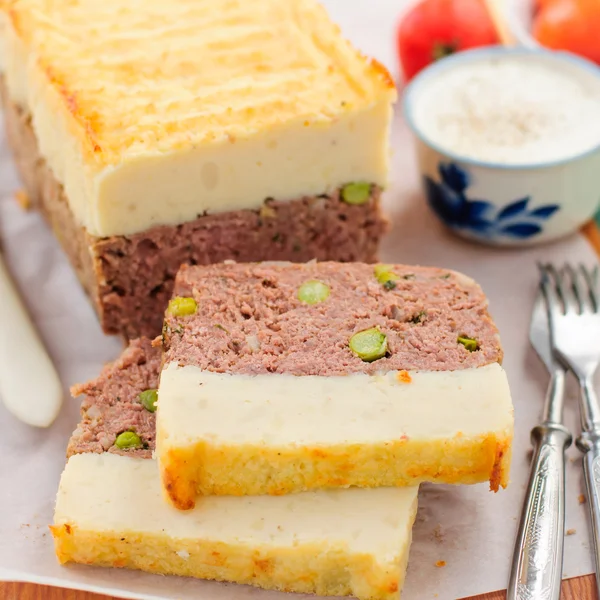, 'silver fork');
508,282,571,600
541,263,600,596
